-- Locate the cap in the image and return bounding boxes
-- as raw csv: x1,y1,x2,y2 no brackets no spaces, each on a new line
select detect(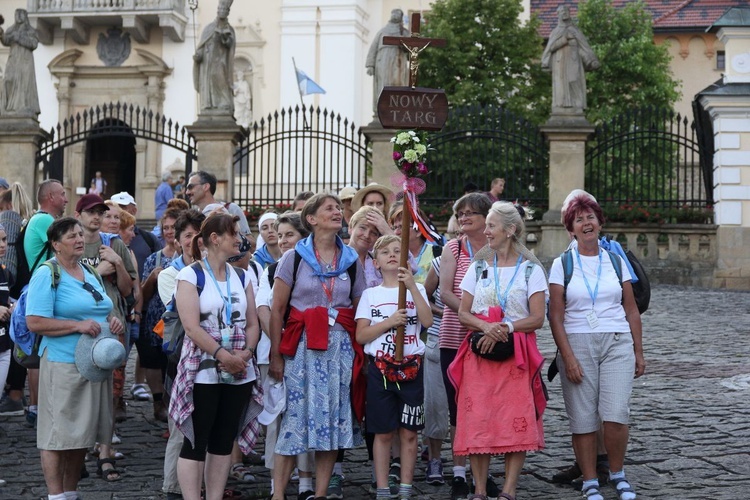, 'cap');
338,186,358,201
110,192,137,206
75,194,109,213
0,177,9,190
